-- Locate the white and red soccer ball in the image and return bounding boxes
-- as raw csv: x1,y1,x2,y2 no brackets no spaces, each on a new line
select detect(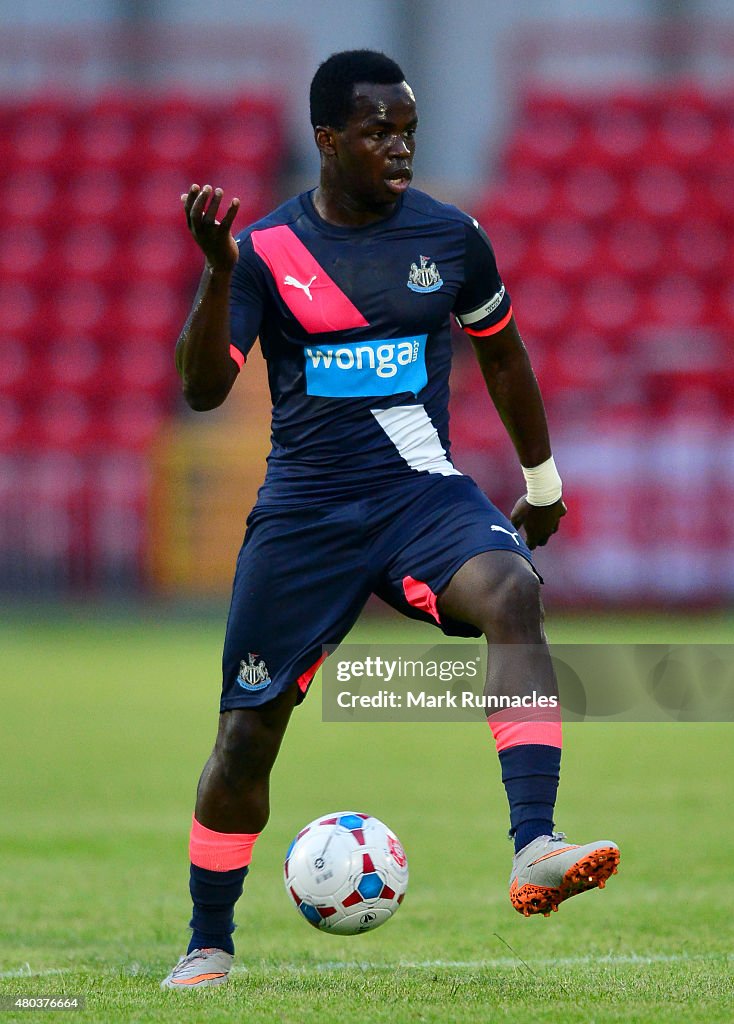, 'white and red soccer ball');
284,812,409,935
